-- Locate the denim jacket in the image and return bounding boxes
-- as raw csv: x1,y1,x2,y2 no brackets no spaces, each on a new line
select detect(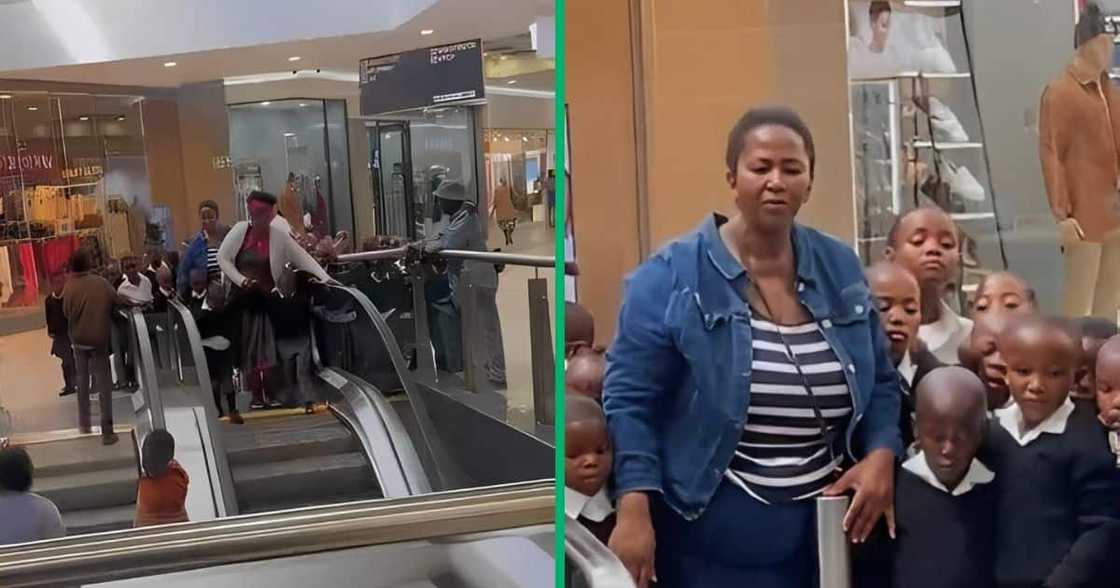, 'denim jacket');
603,215,903,520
